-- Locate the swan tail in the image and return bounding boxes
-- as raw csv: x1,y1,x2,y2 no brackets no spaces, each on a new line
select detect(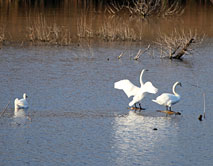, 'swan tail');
152,99,158,103
14,98,19,108
129,100,135,107
14,98,18,105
